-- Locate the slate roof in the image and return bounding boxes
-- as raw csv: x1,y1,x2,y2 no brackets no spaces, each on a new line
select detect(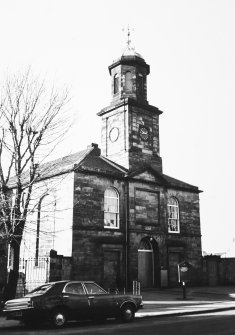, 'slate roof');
162,173,201,192
38,147,93,178
8,143,201,193
7,144,126,188
75,154,127,177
